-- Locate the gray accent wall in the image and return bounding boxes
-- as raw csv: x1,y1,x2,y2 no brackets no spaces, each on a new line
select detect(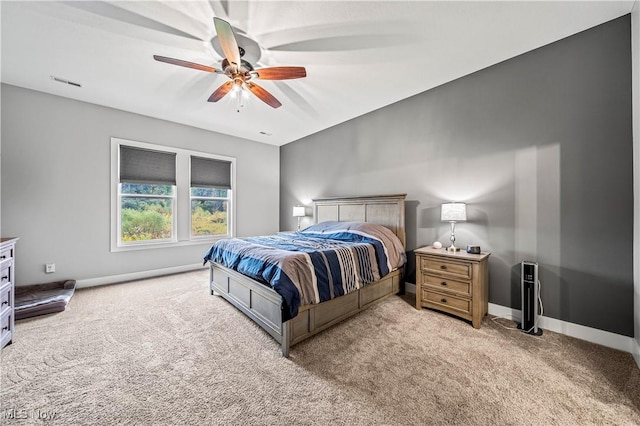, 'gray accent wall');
281,16,634,336
1,84,280,285
632,2,640,364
